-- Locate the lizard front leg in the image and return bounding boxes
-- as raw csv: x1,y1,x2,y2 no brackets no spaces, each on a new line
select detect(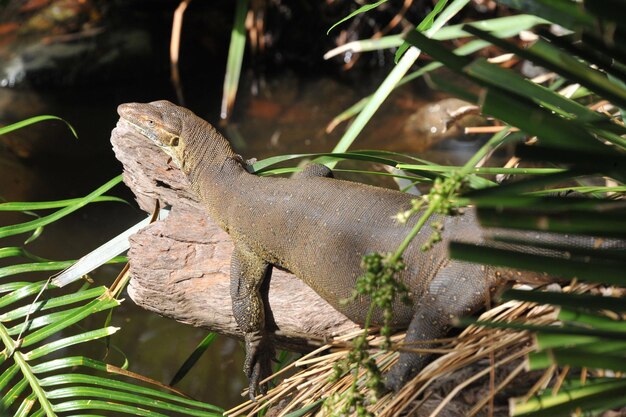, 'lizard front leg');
230,242,275,400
